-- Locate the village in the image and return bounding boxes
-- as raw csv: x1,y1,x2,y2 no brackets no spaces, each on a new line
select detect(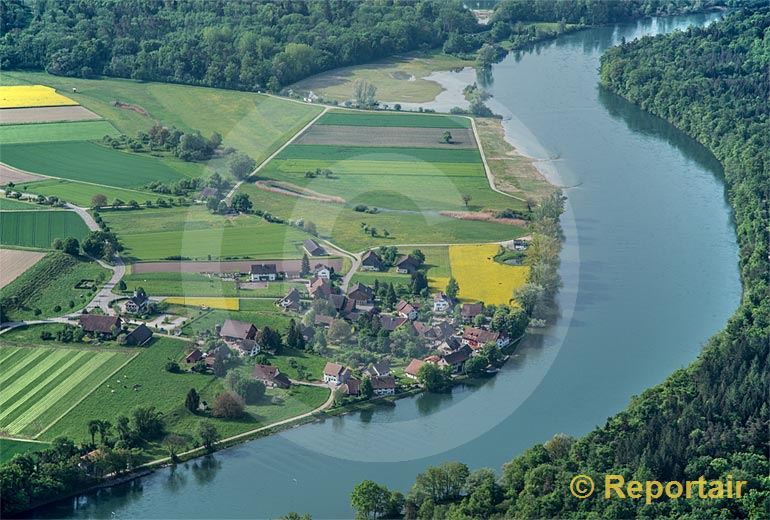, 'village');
63,239,531,410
